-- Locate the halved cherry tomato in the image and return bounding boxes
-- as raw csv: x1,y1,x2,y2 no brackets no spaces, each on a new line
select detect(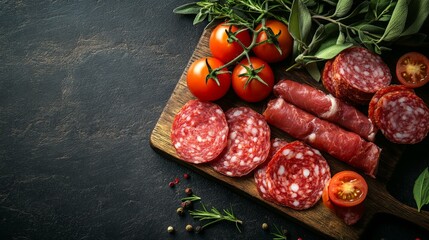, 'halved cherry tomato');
232,57,274,102
252,20,293,63
328,171,368,208
396,52,429,88
209,23,251,63
186,57,231,101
